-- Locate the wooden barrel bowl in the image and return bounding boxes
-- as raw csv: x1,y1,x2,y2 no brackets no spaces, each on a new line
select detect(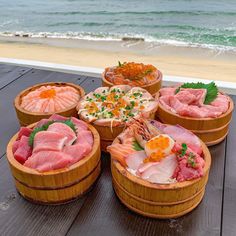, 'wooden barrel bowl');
6,123,101,205
102,71,163,96
111,138,211,219
155,93,234,146
14,82,85,126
